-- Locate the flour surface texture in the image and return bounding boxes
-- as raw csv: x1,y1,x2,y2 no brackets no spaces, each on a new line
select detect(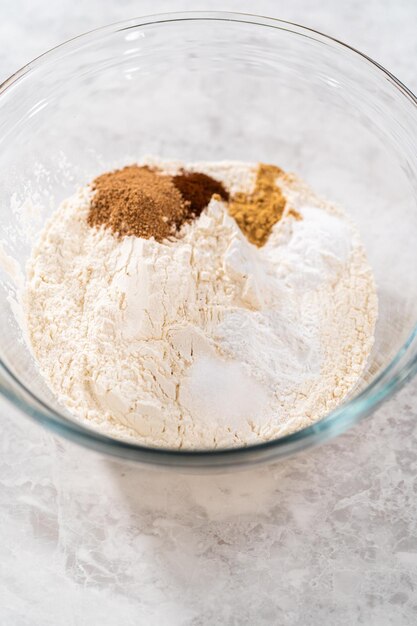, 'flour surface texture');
24,160,377,449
